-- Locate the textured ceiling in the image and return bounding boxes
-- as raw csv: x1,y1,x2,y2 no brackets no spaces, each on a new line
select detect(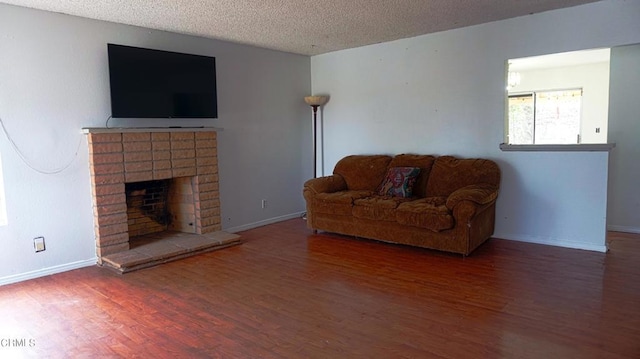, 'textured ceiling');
0,0,602,55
